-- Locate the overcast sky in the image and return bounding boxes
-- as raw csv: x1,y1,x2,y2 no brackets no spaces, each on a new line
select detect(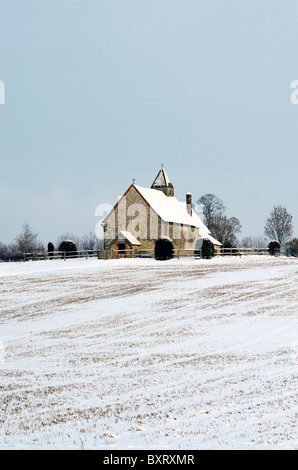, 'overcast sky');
1,0,298,245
